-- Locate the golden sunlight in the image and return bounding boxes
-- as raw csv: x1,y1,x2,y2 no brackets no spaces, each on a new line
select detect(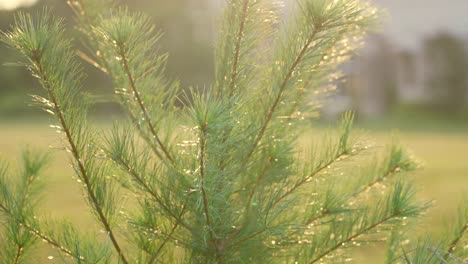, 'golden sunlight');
0,0,38,10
